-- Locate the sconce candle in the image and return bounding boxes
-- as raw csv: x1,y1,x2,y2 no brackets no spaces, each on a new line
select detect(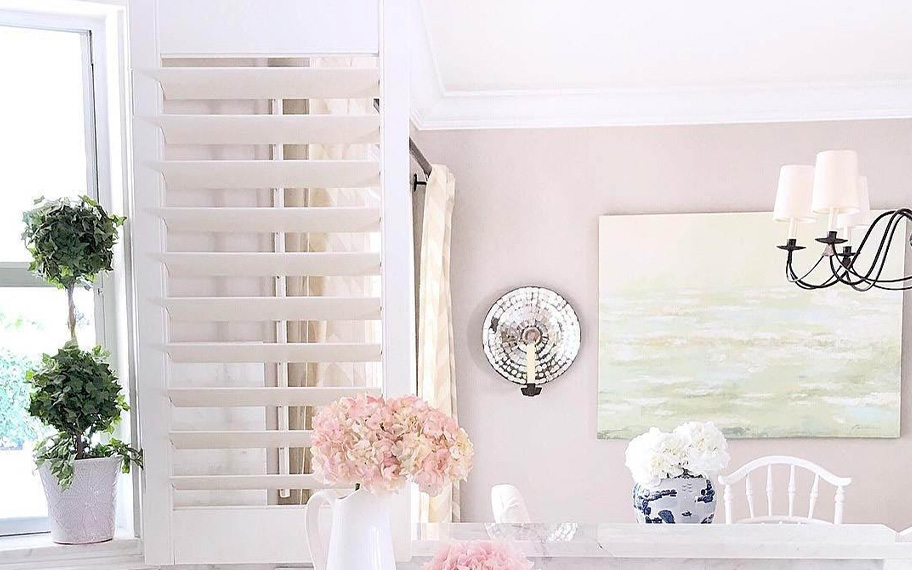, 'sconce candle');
524,342,536,385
